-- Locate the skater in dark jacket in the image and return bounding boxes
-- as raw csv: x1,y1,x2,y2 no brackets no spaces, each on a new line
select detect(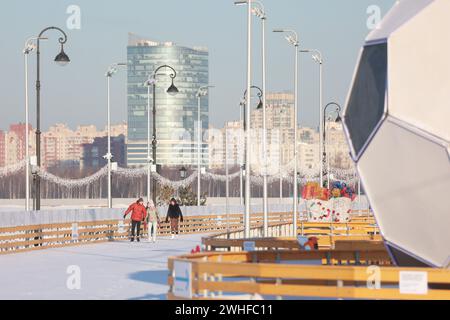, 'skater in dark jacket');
165,198,183,239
